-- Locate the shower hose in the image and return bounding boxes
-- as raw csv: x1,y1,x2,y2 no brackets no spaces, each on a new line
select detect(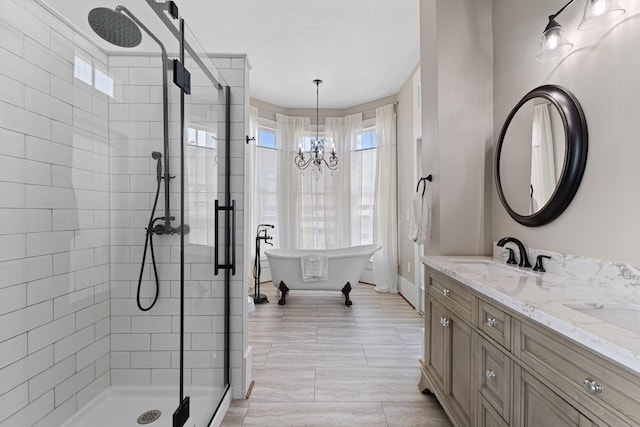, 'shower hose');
136,152,163,311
